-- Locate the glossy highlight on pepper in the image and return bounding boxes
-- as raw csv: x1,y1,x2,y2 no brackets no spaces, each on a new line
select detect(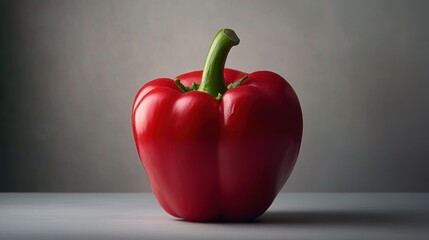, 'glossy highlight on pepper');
132,29,303,222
